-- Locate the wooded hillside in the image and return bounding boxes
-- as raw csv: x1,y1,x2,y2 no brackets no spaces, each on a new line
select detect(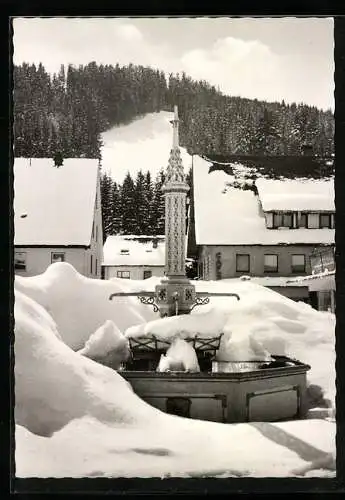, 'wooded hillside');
14,63,334,160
